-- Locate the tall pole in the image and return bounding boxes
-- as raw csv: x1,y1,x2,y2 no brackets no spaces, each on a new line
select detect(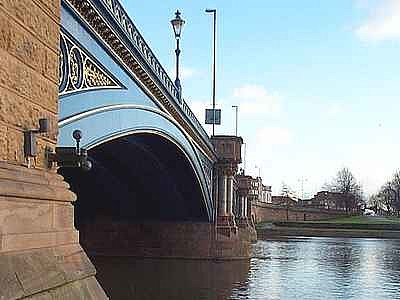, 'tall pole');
171,10,185,98
232,105,238,136
175,38,181,94
206,9,217,136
